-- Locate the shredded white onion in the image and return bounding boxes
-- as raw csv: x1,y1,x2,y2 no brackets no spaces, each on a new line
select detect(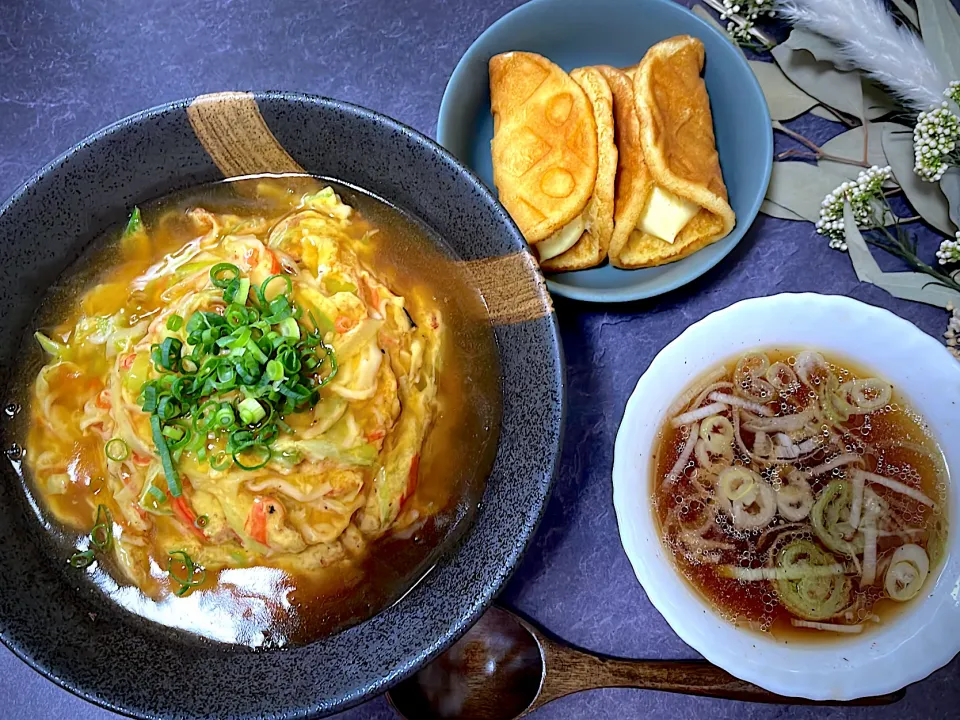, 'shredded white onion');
741,410,812,433
708,392,774,416
791,619,863,634
848,471,865,530
672,403,727,428
680,530,735,551
665,368,727,418
753,430,771,458
804,453,863,478
720,564,846,581
860,471,936,508
879,529,927,539
861,525,878,586
664,421,699,489
774,444,801,460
